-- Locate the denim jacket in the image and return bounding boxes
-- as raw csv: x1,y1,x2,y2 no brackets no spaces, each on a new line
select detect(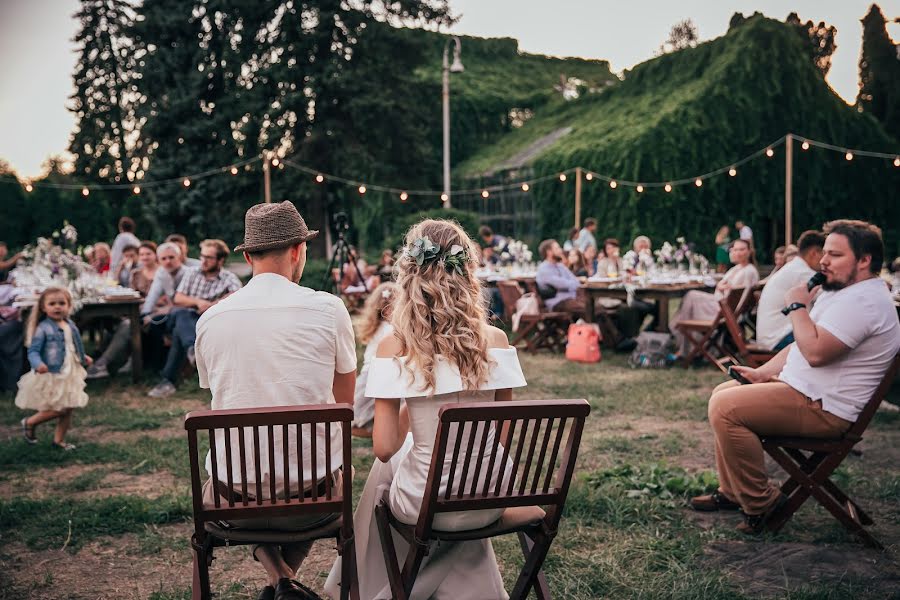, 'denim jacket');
27,318,87,373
